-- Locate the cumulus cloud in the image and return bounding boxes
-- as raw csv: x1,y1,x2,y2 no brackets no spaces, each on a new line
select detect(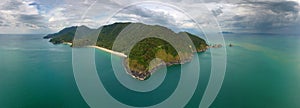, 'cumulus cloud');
233,1,300,32
18,14,46,27
0,0,299,34
111,5,176,26
212,6,223,17
241,1,299,32
0,0,50,33
109,4,197,32
204,0,300,33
